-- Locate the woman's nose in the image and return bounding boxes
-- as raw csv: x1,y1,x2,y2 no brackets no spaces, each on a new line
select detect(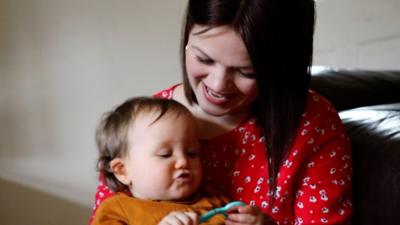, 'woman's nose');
208,66,233,92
